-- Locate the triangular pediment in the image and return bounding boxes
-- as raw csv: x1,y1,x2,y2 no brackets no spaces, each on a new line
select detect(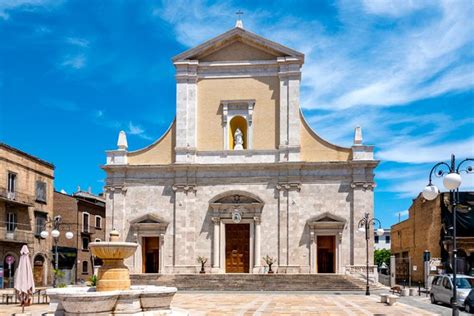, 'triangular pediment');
130,213,168,225
172,27,304,62
308,212,346,224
